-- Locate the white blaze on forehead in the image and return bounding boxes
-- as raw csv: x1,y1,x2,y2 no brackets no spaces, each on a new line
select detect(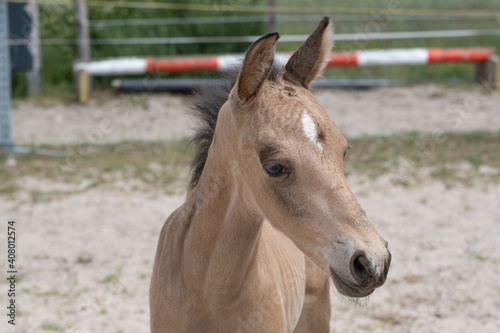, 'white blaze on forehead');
301,110,322,151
